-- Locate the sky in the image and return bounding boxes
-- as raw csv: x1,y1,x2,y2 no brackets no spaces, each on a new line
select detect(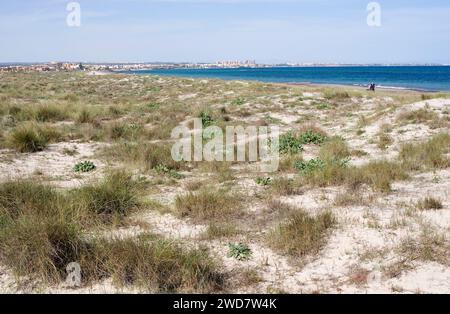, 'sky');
1,0,450,64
